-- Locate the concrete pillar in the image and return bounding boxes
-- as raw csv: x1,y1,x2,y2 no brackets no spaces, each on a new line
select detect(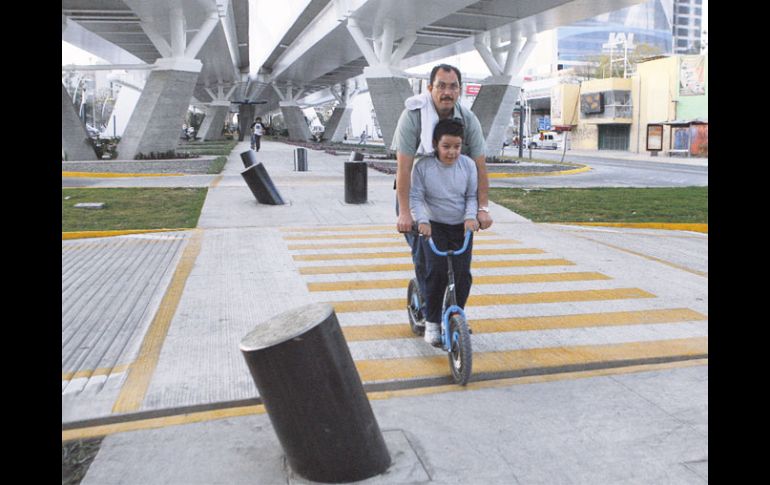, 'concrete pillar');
198,102,230,141
280,102,313,142
323,105,353,142
364,70,413,148
62,83,98,160
238,103,255,141
118,61,201,159
471,78,521,158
